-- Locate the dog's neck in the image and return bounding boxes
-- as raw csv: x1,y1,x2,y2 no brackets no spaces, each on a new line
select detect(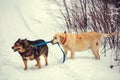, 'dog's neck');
61,37,67,44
